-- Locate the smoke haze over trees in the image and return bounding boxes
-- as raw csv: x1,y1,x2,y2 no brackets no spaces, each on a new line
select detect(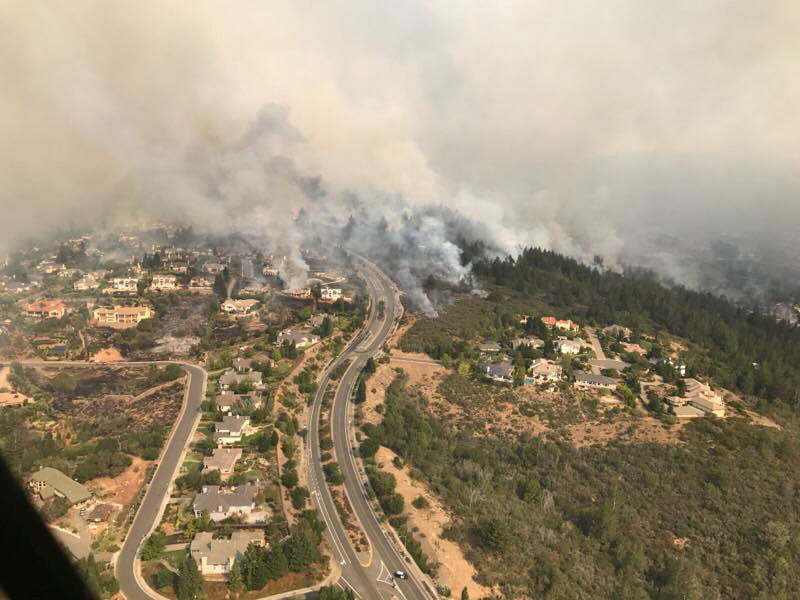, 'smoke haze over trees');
2,1,800,303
